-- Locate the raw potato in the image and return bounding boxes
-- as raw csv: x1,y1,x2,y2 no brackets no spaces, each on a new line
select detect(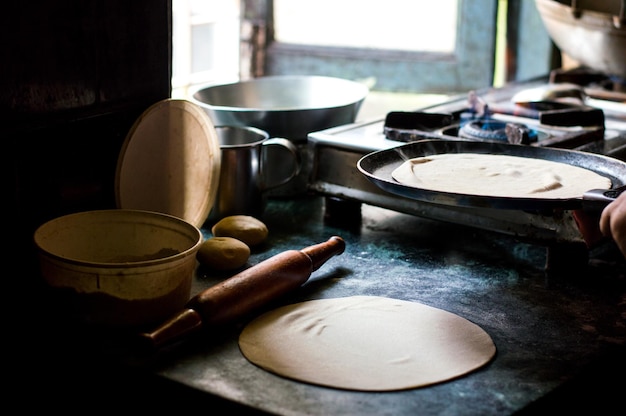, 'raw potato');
211,215,269,246
196,237,250,271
